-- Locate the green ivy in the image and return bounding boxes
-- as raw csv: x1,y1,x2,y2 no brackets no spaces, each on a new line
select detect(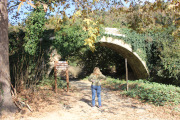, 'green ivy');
99,28,147,62
24,6,46,55
99,26,179,85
